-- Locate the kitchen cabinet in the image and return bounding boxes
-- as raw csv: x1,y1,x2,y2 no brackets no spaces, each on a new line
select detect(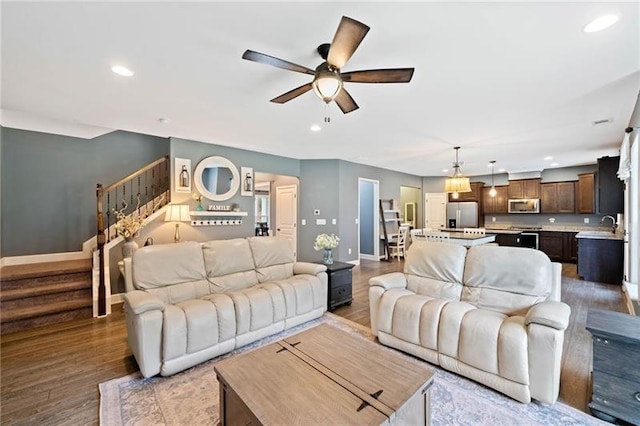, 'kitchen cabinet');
481,186,508,214
448,182,482,202
577,237,623,284
597,156,624,215
507,179,541,199
577,173,595,214
539,231,563,262
494,233,520,247
539,231,577,263
540,182,576,214
586,309,640,425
